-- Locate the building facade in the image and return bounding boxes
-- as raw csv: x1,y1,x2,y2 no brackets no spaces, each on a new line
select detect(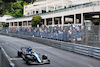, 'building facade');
5,0,100,27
